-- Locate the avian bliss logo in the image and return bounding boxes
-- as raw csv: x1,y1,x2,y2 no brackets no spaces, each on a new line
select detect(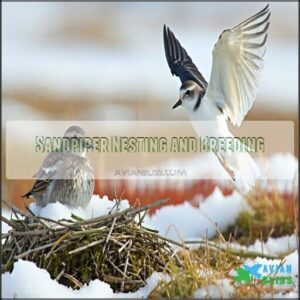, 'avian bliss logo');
235,263,293,285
